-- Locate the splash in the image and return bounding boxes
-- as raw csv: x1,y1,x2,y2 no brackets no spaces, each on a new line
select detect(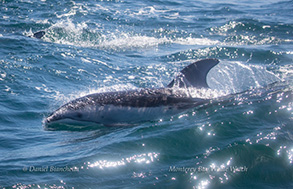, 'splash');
207,61,281,94
171,87,227,100
36,19,219,50
42,19,101,48
98,34,169,50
